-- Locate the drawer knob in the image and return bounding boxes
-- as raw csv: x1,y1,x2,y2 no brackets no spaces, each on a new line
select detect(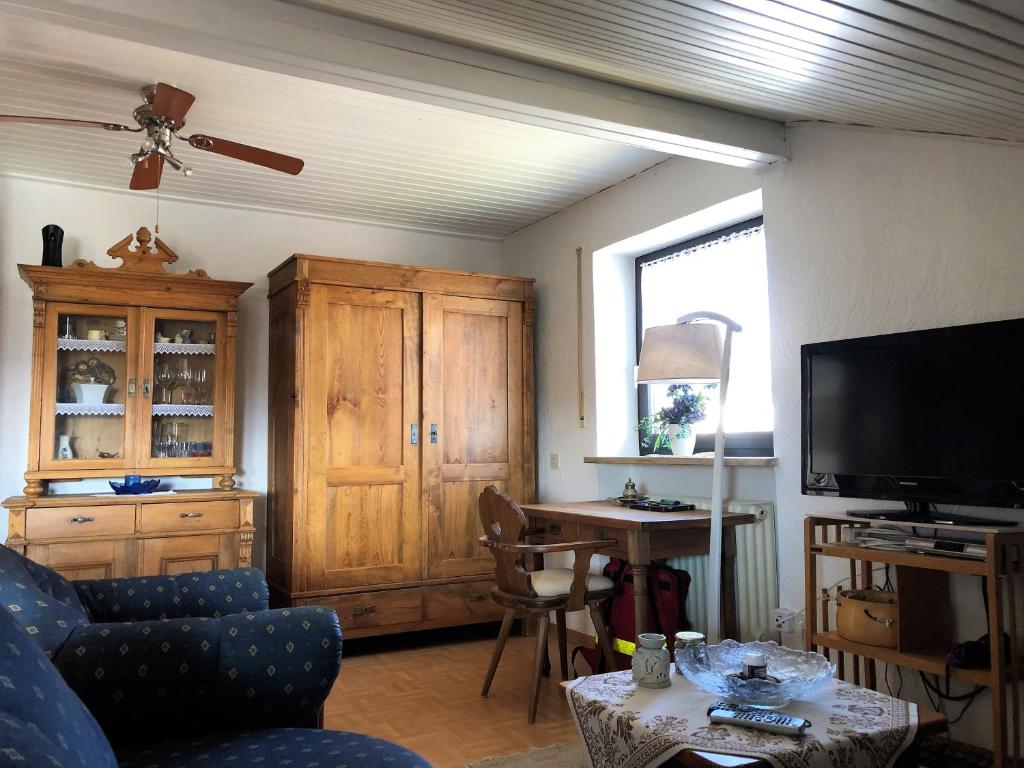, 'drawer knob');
69,515,95,524
468,593,488,603
179,511,204,519
353,605,377,616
